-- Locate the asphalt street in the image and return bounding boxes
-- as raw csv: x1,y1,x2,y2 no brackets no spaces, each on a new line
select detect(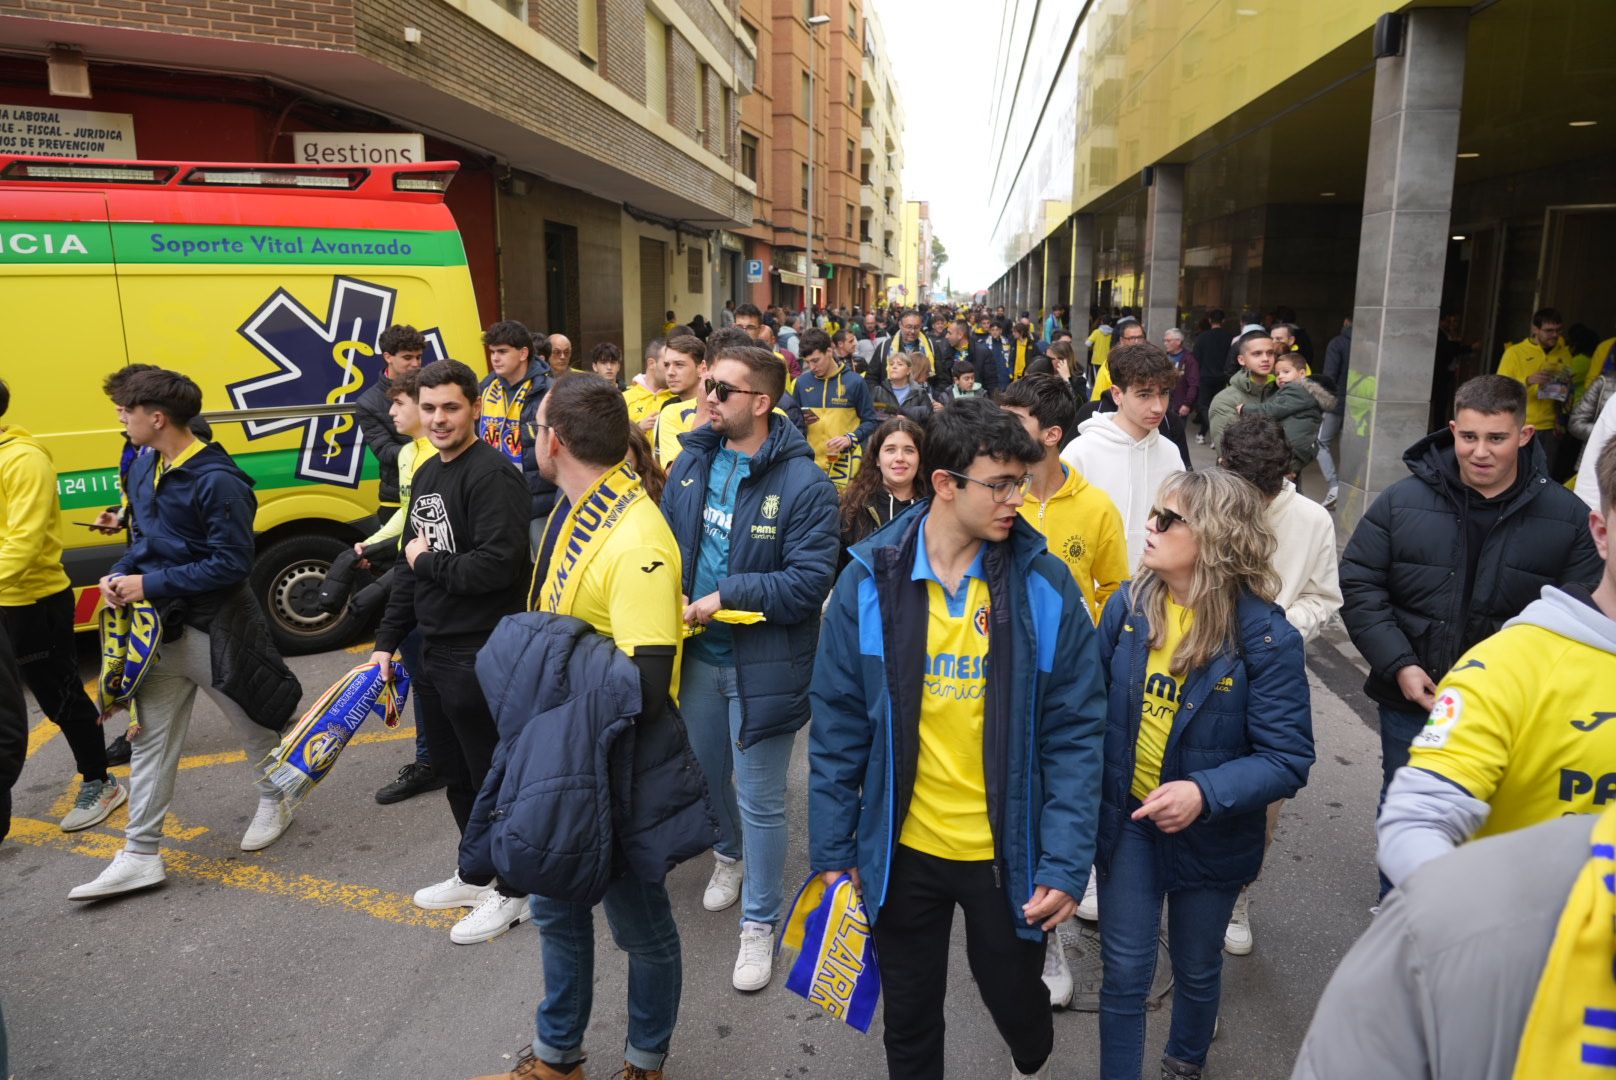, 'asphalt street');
1,461,1389,1080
